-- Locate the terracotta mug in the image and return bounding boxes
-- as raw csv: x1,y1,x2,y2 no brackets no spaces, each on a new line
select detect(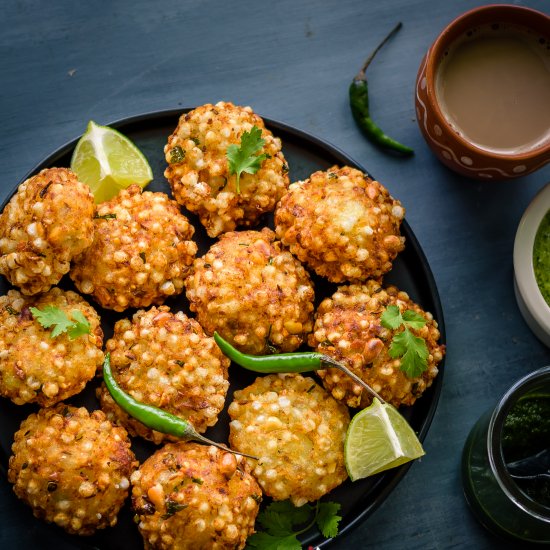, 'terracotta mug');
415,4,550,180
